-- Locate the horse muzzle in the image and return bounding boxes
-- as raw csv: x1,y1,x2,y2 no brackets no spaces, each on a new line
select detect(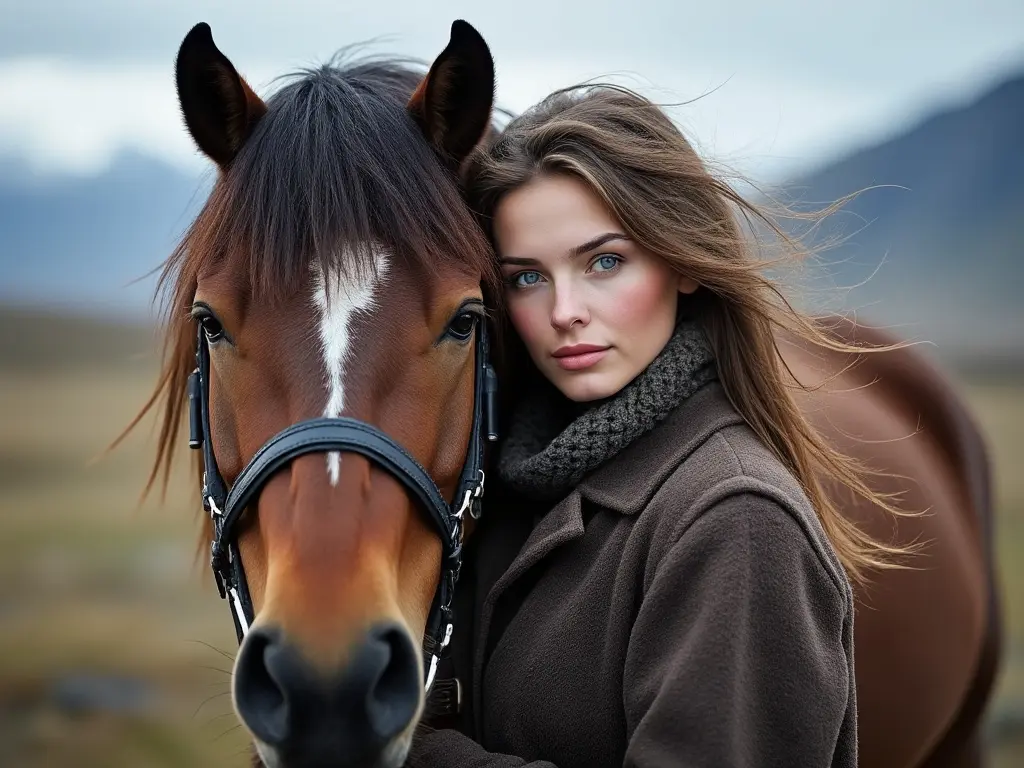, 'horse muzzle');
233,621,422,768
